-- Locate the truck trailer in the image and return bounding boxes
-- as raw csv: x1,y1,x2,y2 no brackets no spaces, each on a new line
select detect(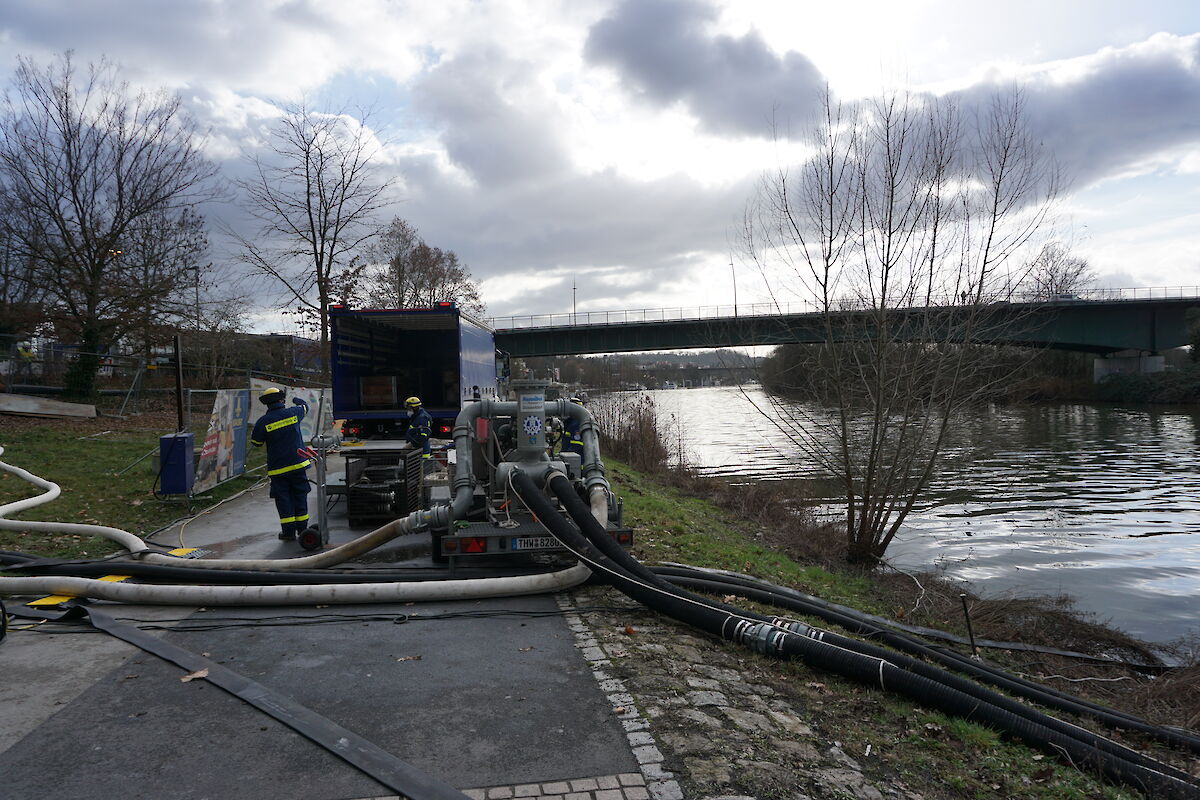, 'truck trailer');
329,303,500,440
